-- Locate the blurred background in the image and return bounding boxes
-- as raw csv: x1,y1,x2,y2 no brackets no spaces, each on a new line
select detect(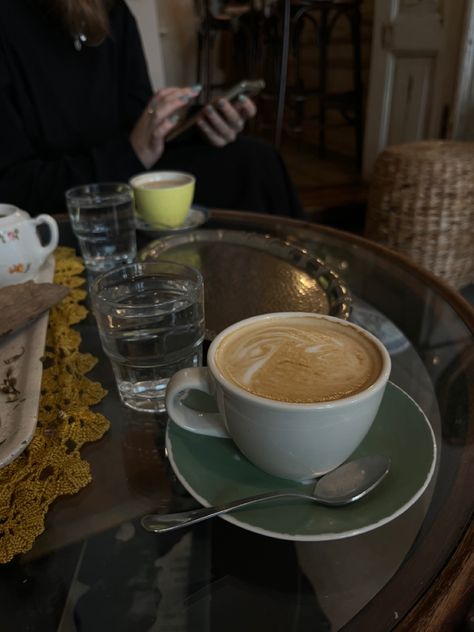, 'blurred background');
125,0,474,233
